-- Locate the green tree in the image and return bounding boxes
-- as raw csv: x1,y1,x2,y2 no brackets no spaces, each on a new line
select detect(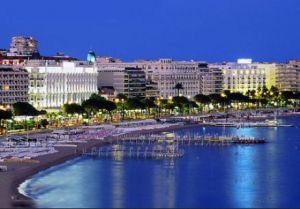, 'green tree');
172,96,189,114
125,97,145,118
13,102,39,116
39,110,48,115
208,94,229,110
39,119,49,128
174,83,184,97
82,95,107,117
142,97,156,117
103,100,117,121
194,94,211,112
126,97,145,110
62,103,85,115
226,92,250,109
281,91,297,107
187,101,199,114
0,110,12,134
